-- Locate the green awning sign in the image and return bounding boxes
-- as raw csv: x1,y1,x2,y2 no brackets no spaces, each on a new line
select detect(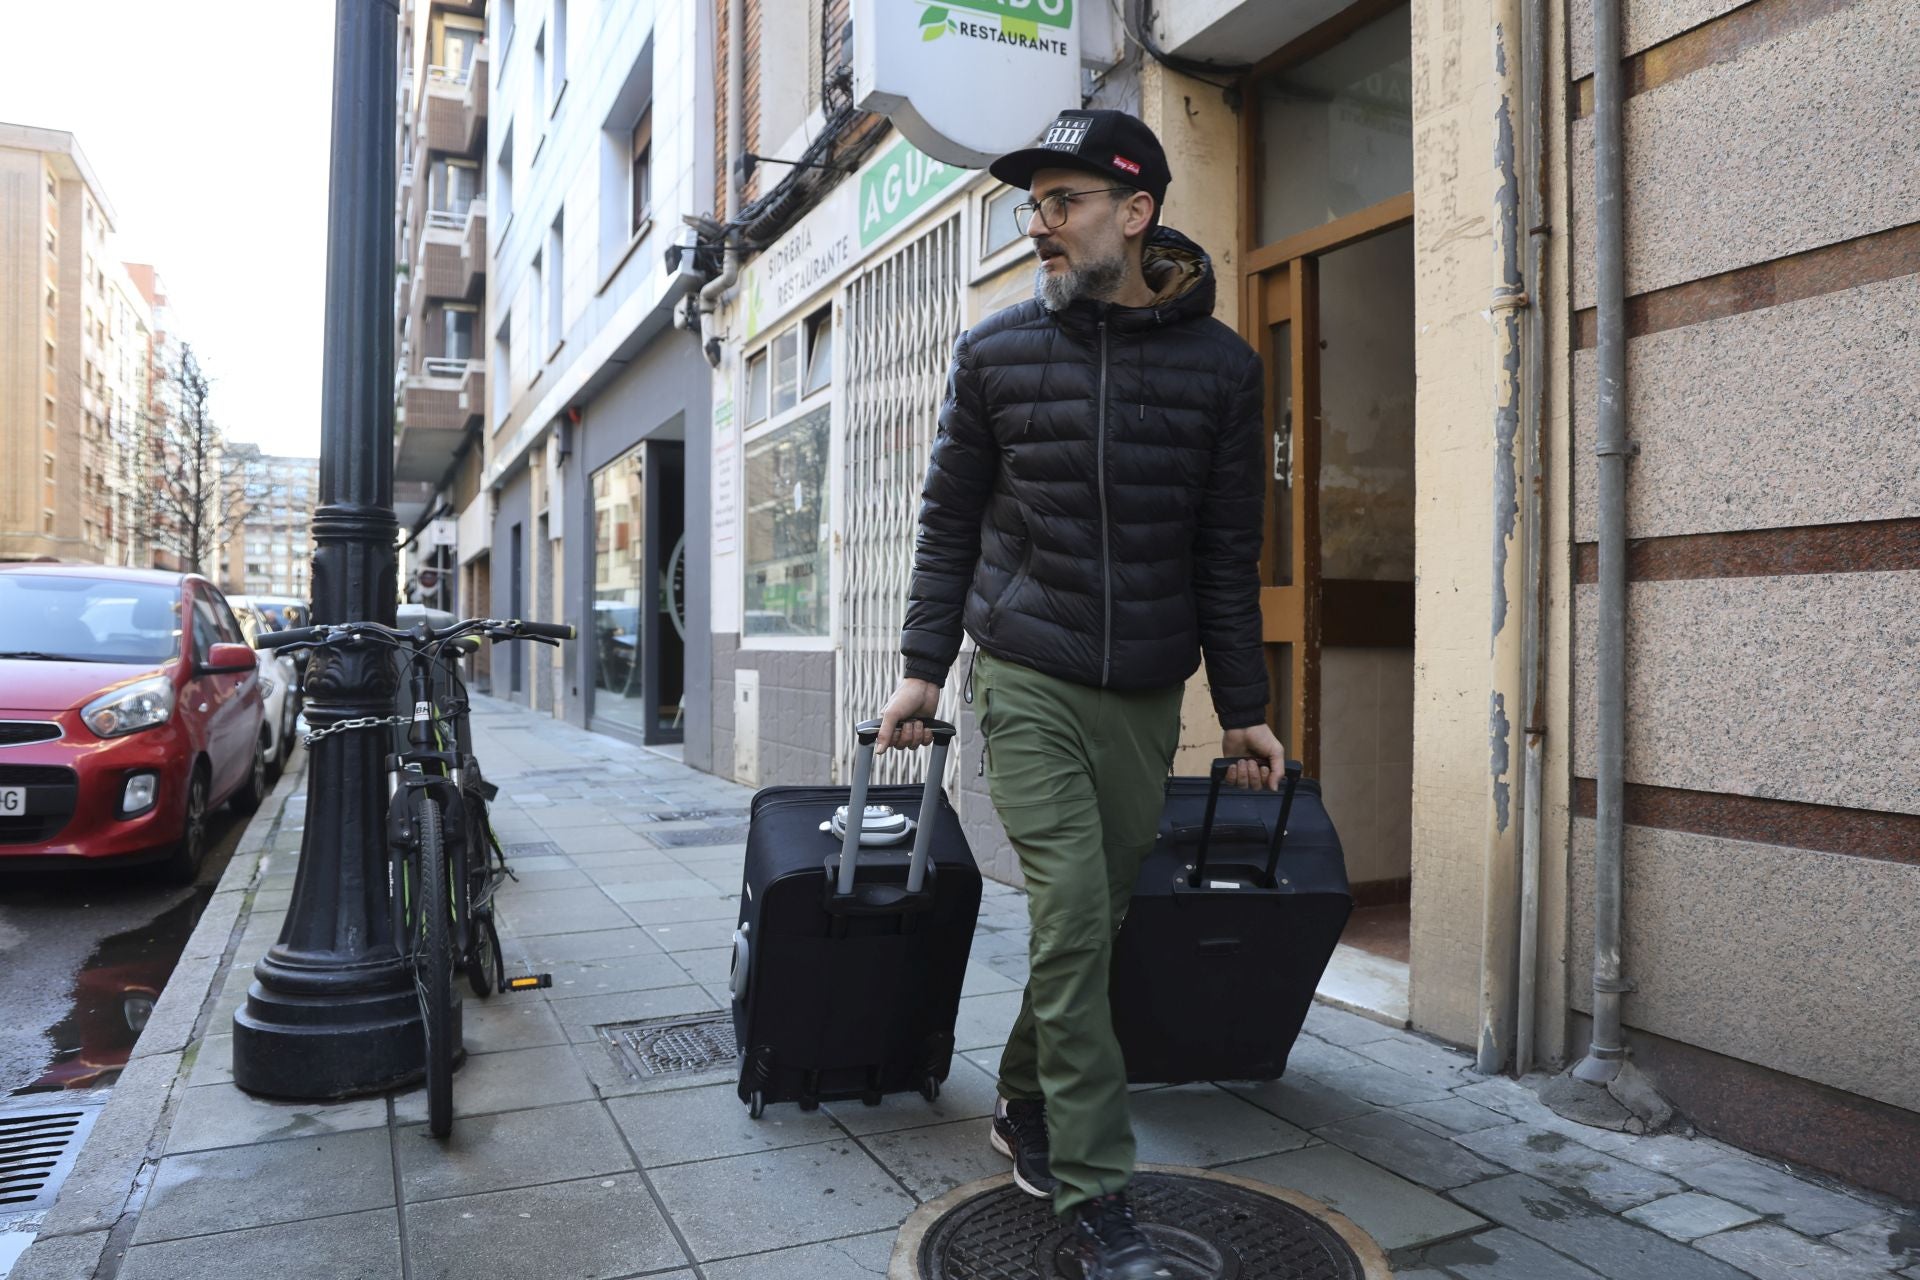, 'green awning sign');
858,137,971,249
